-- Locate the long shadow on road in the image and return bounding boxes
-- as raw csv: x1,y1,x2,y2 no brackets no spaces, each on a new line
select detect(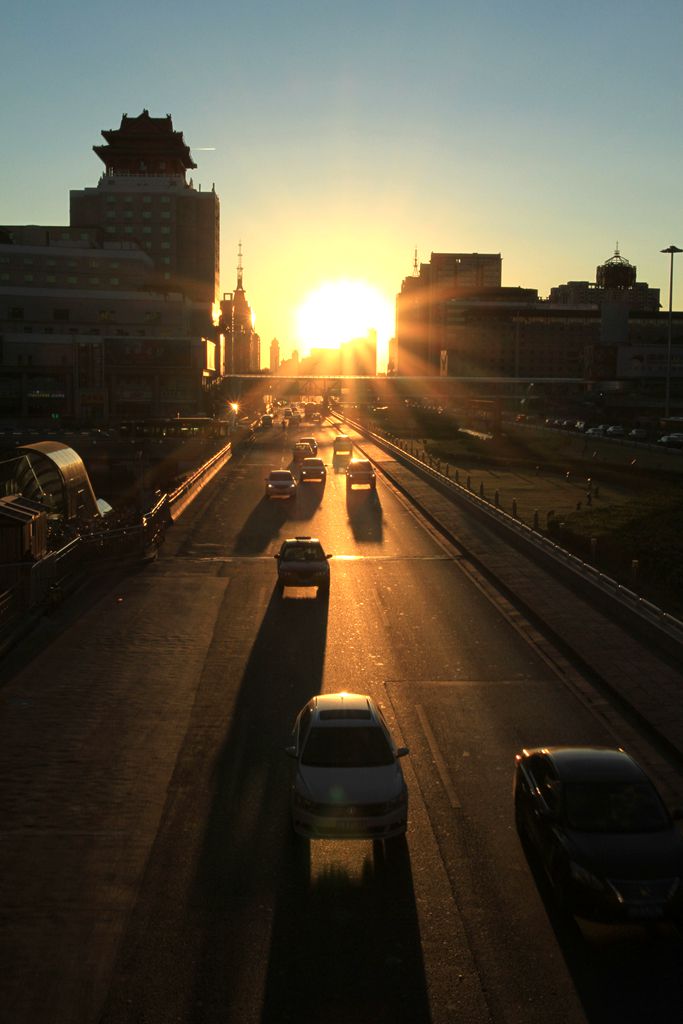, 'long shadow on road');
346,489,384,543
261,838,430,1024
190,584,429,1023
